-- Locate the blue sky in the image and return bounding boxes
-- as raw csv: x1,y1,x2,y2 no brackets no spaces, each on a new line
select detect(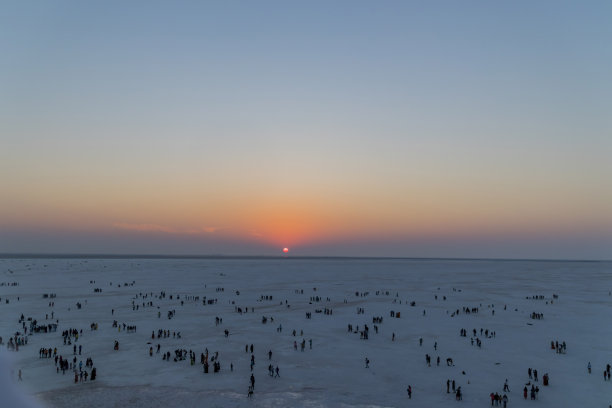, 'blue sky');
1,1,611,258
